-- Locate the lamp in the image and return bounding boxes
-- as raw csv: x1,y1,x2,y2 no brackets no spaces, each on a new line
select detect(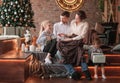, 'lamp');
56,0,84,12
